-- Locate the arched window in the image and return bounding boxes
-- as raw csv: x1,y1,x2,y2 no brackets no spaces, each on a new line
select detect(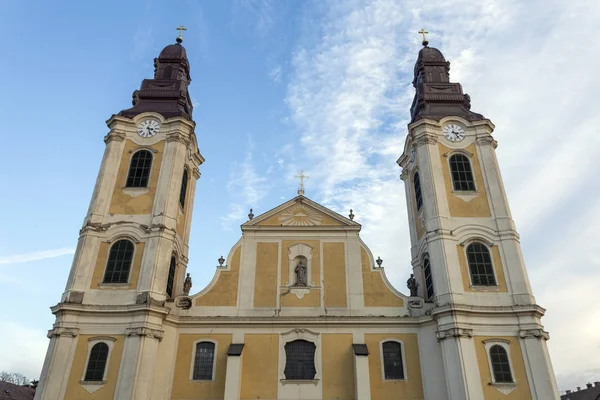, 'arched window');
162,65,173,79
490,345,513,383
179,168,188,209
423,257,434,300
449,154,475,191
284,340,316,380
413,172,423,211
84,343,109,382
166,255,177,298
126,150,153,188
382,341,404,380
192,342,216,380
466,242,496,286
103,240,134,284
